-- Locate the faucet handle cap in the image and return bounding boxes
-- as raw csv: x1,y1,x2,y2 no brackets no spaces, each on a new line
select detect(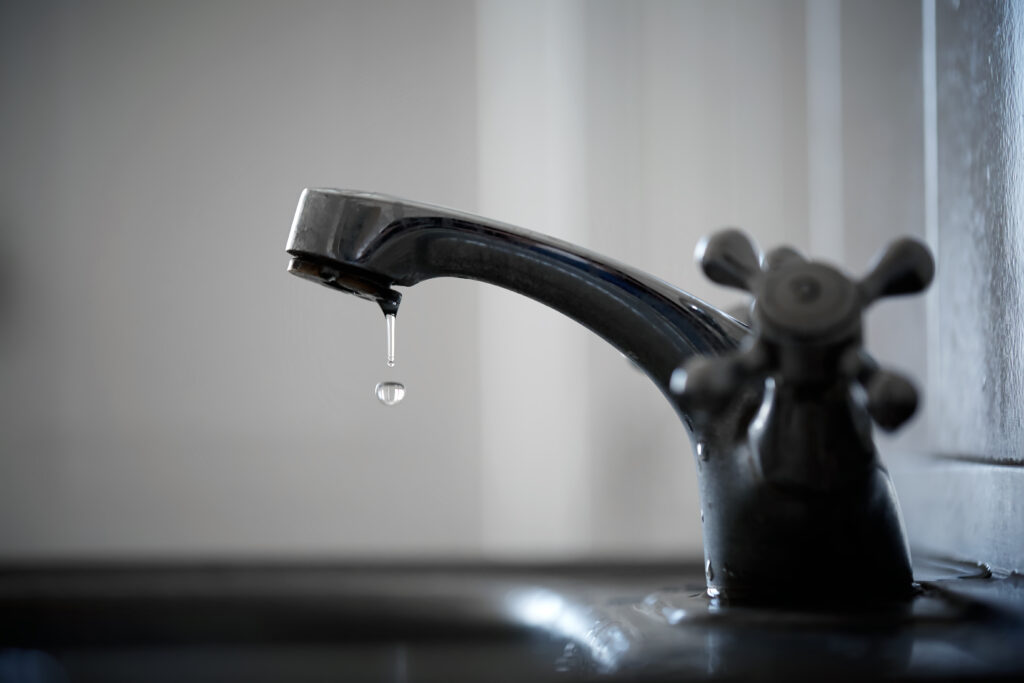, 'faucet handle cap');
764,246,807,271
686,230,932,429
696,229,763,293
